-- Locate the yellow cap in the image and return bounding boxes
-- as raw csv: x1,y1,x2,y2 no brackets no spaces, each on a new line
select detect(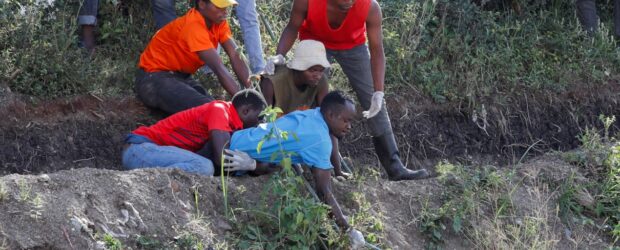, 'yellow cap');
211,0,237,8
